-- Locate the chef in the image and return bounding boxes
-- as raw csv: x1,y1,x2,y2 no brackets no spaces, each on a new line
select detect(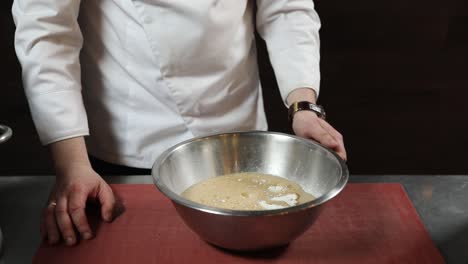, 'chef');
12,0,346,246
